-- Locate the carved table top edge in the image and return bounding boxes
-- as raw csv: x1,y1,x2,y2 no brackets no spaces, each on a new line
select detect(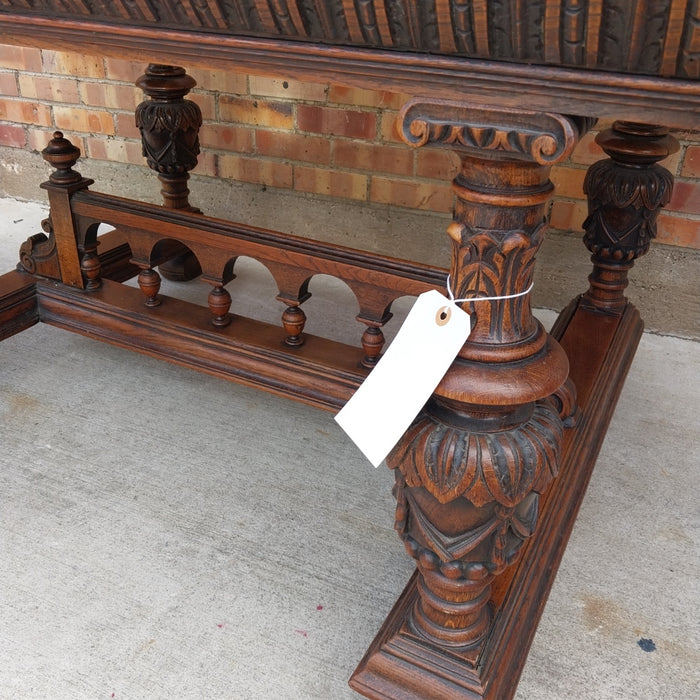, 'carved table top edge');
1,13,699,131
